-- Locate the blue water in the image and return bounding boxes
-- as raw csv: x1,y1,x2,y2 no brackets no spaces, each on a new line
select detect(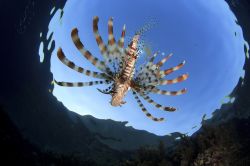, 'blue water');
43,0,246,136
